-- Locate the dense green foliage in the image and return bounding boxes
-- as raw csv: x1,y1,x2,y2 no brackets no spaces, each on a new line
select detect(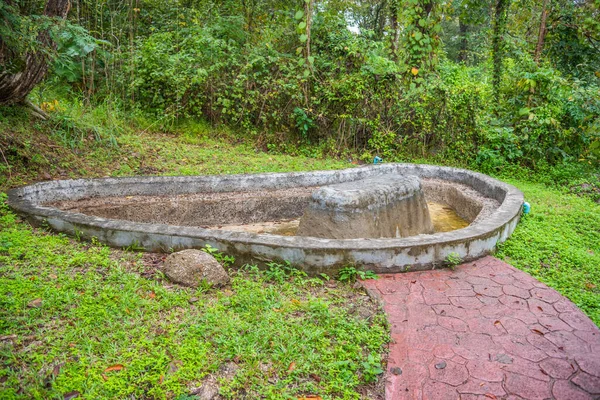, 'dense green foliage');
2,0,599,169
